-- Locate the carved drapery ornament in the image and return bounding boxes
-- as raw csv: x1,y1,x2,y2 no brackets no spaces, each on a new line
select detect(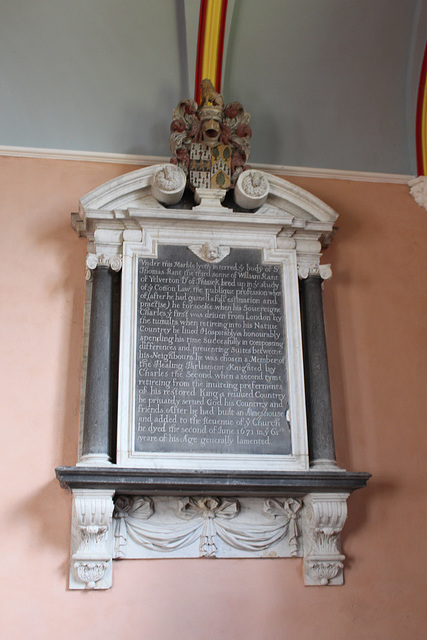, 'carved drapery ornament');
111,496,303,560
